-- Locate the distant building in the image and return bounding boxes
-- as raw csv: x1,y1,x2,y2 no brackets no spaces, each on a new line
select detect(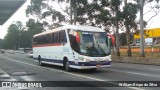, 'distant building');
134,28,160,45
